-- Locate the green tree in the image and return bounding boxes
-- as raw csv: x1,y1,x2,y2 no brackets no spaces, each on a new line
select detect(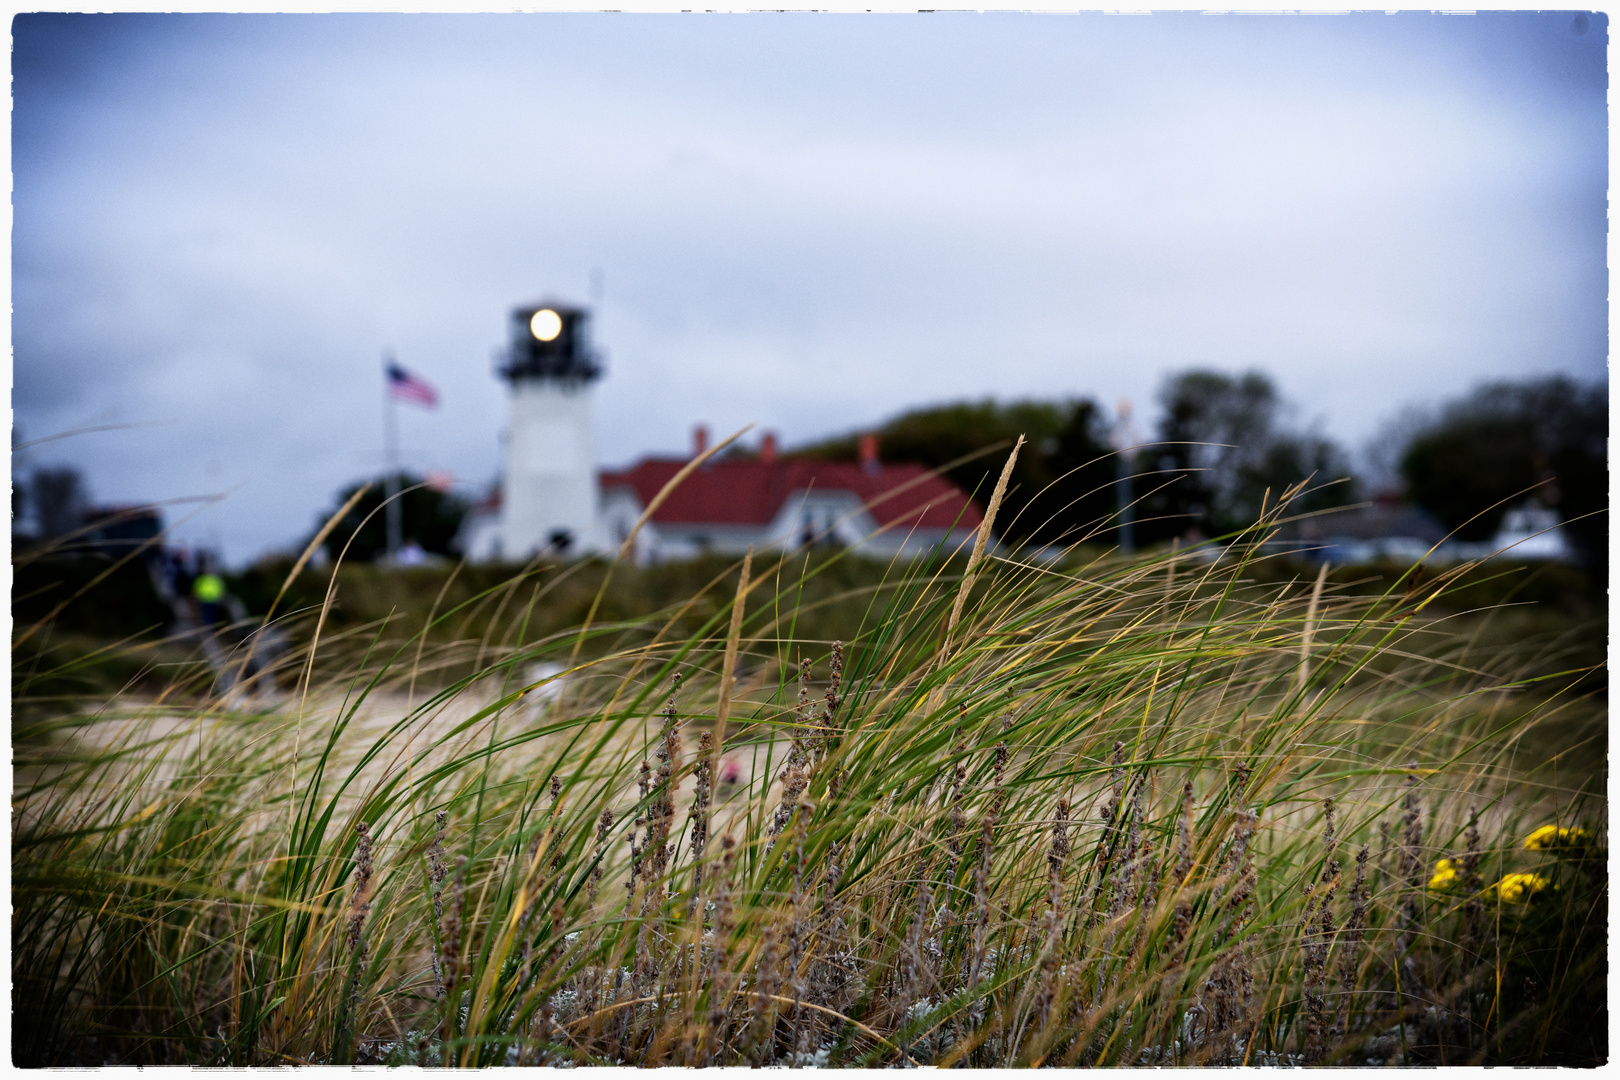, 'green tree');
30,466,88,542
316,473,469,564
1134,369,1356,543
793,398,1118,549
1399,377,1606,570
